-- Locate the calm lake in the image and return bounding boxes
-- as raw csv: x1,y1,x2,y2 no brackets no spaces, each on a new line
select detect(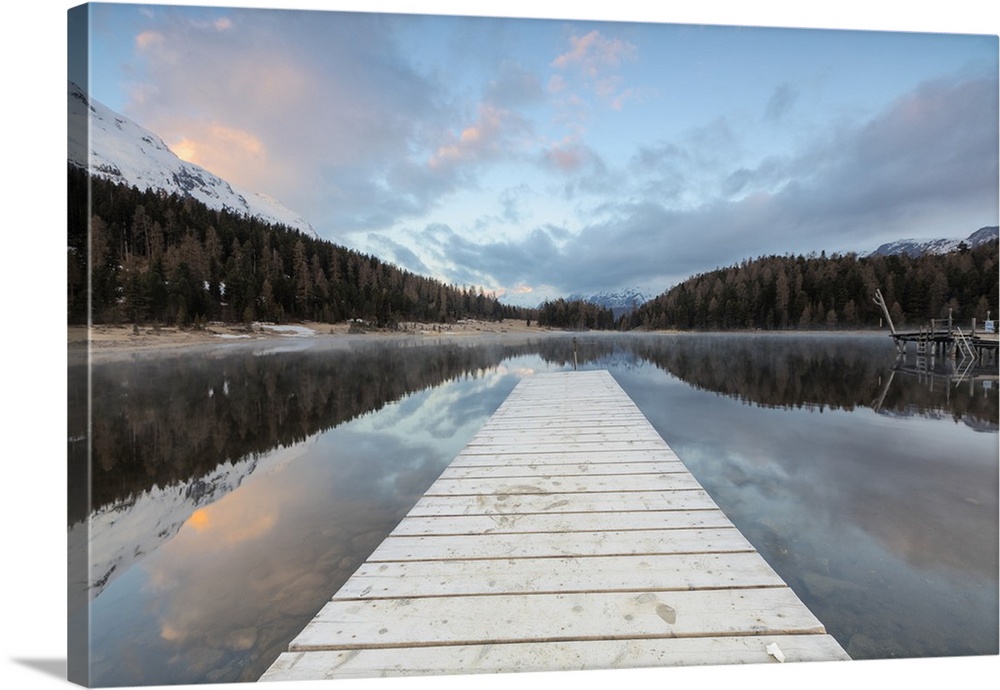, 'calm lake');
67,332,999,686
